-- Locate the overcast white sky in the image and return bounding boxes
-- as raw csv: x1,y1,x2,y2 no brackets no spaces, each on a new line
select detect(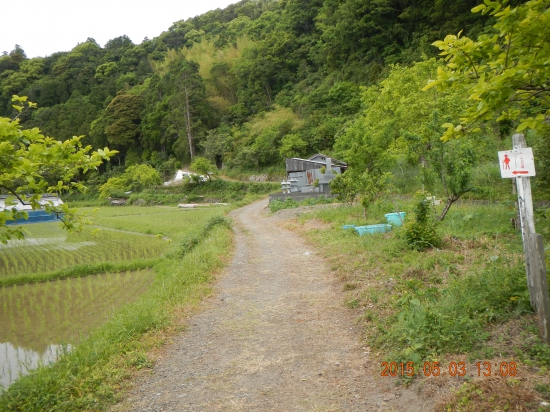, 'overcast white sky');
1,0,239,58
